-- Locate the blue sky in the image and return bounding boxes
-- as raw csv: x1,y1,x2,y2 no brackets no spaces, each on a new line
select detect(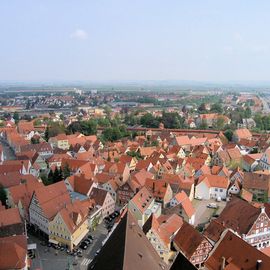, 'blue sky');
0,0,270,82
